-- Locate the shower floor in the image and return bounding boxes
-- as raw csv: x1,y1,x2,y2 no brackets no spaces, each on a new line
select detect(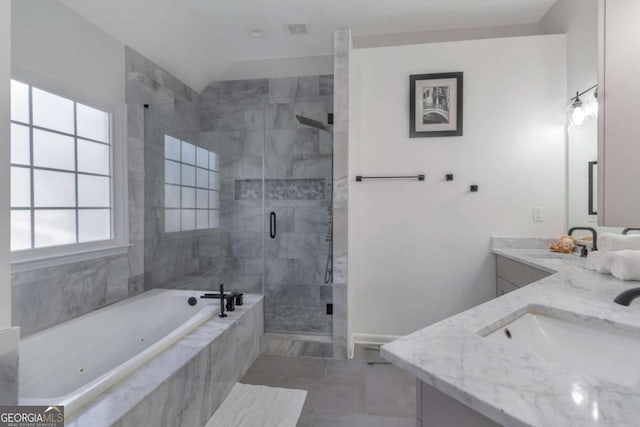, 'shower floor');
261,332,333,358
